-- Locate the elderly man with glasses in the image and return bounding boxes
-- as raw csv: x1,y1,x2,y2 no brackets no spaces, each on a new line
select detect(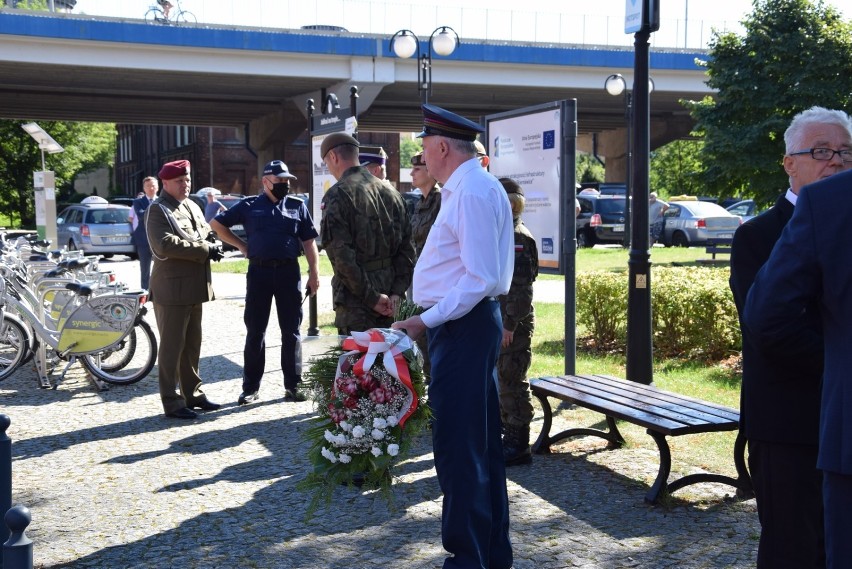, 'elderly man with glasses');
730,106,852,569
